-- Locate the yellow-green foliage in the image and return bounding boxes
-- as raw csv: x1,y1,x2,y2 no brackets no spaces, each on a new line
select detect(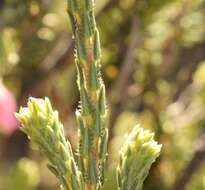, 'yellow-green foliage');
15,0,161,190
15,98,83,190
117,126,161,190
